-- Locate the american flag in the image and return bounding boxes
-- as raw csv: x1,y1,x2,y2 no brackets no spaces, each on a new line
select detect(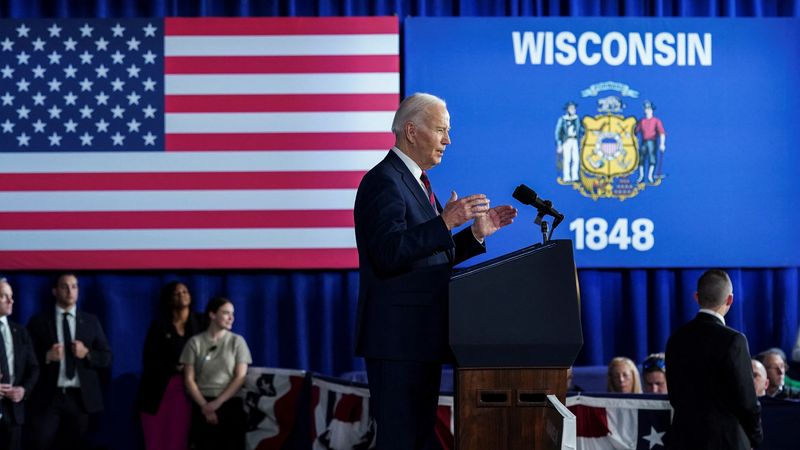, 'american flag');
0,17,398,269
